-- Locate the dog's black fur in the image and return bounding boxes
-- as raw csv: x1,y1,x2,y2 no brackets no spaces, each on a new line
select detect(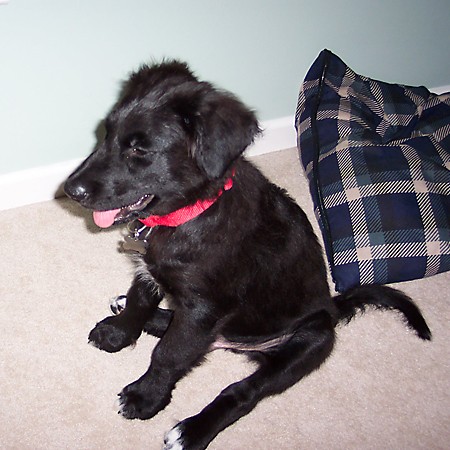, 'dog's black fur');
64,60,431,450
